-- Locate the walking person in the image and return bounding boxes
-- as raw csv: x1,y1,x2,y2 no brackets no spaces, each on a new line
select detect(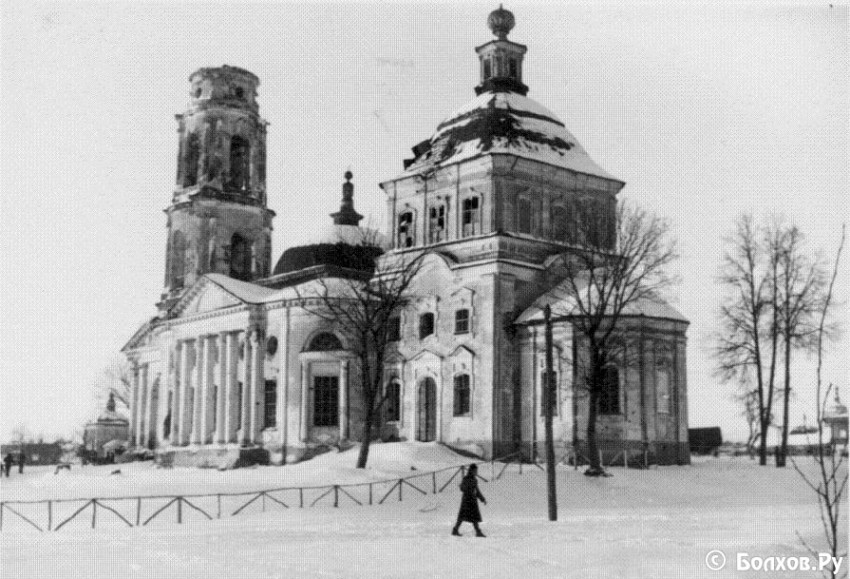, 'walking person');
18,452,25,474
3,453,13,477
451,464,487,537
